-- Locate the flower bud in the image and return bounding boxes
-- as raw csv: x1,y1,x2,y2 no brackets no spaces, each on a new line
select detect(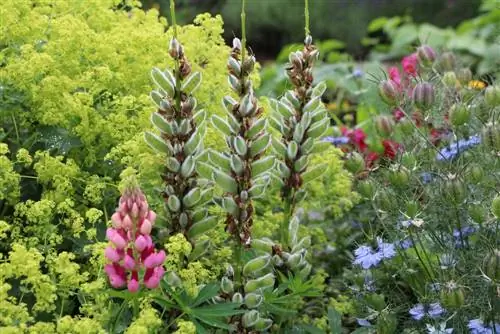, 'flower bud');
492,195,500,219
398,117,414,135
442,71,458,88
468,203,485,224
438,52,456,71
378,80,400,106
417,45,436,66
242,310,260,328
387,166,410,188
169,38,181,59
443,177,466,203
111,212,123,229
448,104,470,127
140,219,153,235
377,190,395,211
405,200,419,218
483,249,500,281
357,180,375,199
344,152,365,175
440,281,464,309
244,292,263,308
375,115,394,137
232,292,244,303
457,68,472,85
481,123,500,151
105,246,121,262
412,82,435,110
232,38,242,51
466,165,484,183
220,276,234,294
242,56,256,76
484,85,500,107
